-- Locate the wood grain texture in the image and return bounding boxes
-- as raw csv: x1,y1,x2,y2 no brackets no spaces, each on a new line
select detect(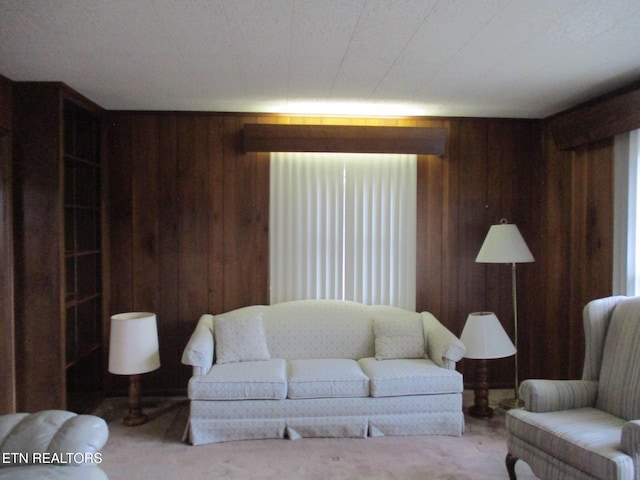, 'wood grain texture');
0,122,14,414
243,123,447,155
7,78,622,398
549,80,640,150
108,112,558,393
105,107,616,393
